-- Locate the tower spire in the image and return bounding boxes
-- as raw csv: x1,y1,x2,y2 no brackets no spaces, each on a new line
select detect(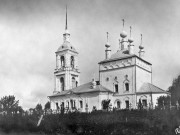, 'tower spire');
63,5,70,42
65,5,68,30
